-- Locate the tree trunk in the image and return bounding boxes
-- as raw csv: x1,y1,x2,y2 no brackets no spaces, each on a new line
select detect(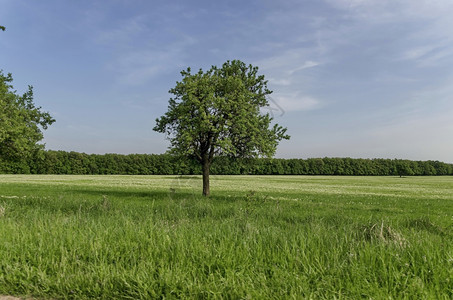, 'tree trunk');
202,158,210,196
